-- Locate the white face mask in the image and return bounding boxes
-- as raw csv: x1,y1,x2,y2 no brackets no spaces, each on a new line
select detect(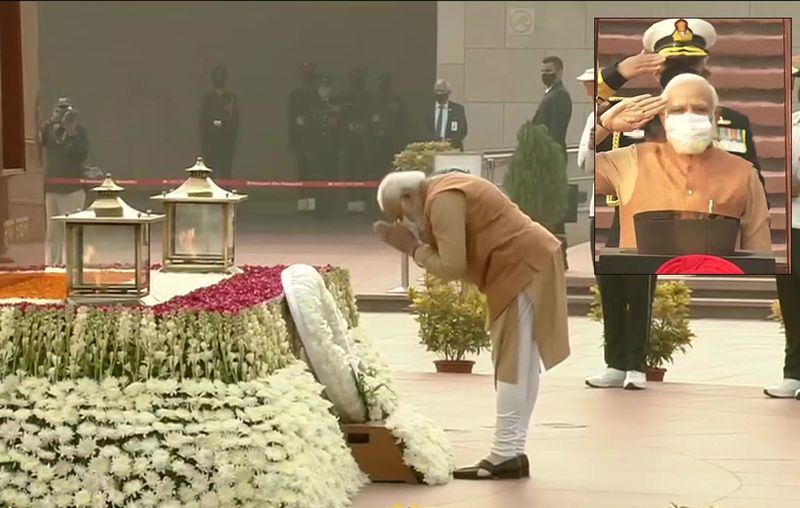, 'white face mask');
664,112,714,155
